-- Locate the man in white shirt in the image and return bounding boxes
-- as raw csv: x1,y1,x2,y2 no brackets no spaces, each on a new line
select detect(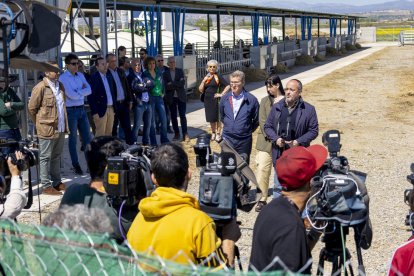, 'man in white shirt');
59,53,92,175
